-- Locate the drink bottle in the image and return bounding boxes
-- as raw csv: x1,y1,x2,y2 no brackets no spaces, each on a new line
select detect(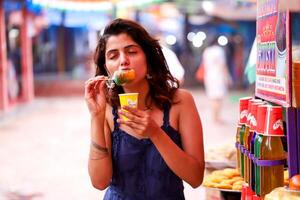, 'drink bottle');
236,97,252,174
239,97,253,178
243,99,262,182
259,106,285,197
248,102,266,191
254,104,268,195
